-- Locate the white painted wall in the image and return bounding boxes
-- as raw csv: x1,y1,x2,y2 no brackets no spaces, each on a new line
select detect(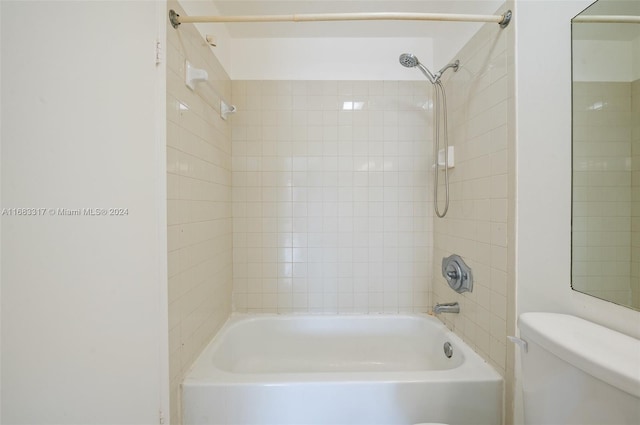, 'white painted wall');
173,2,499,81
514,0,640,421
230,37,435,80
1,1,169,423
